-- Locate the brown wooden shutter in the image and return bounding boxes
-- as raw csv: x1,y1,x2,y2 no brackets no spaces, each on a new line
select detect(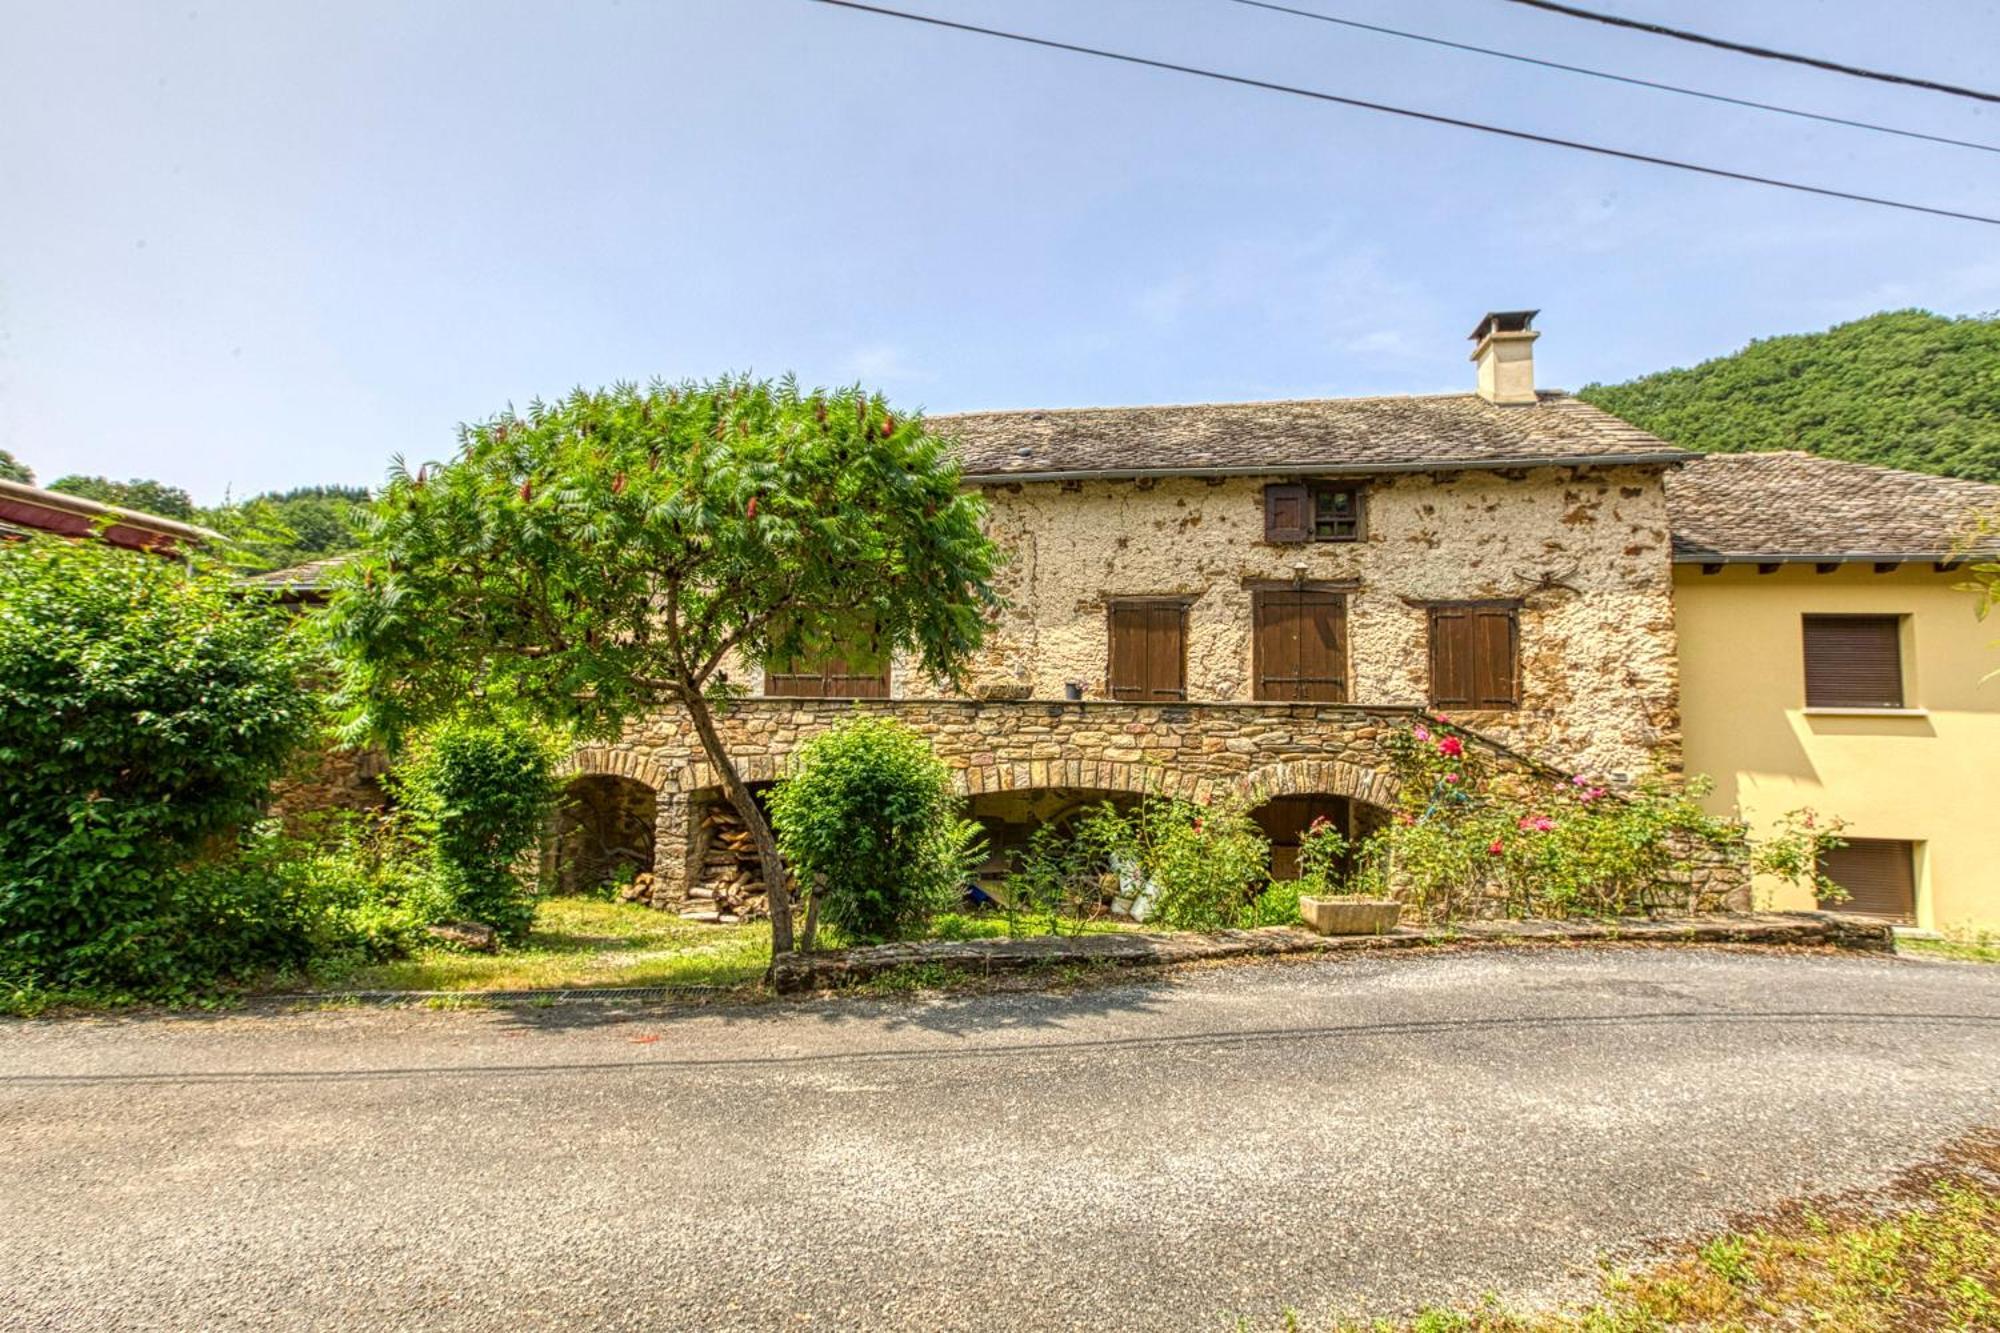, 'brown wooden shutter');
1471,607,1518,708
1803,615,1903,708
1254,590,1347,702
1818,838,1915,920
1109,601,1187,700
1264,484,1311,543
1429,605,1517,709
